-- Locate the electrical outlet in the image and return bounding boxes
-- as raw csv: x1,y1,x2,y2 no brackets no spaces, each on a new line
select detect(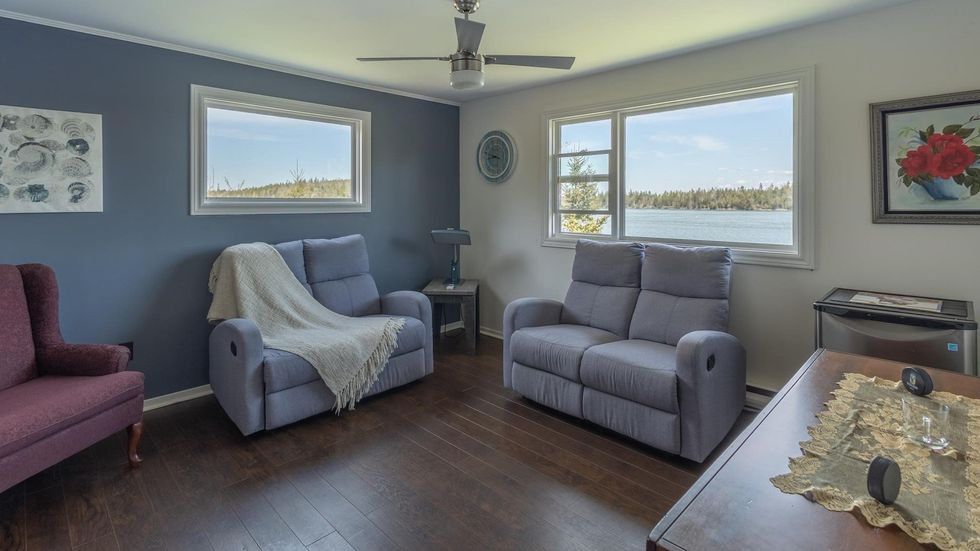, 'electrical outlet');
119,341,134,360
